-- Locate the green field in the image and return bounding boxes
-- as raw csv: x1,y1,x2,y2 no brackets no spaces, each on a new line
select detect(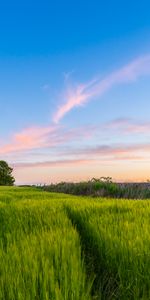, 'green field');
0,187,150,299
